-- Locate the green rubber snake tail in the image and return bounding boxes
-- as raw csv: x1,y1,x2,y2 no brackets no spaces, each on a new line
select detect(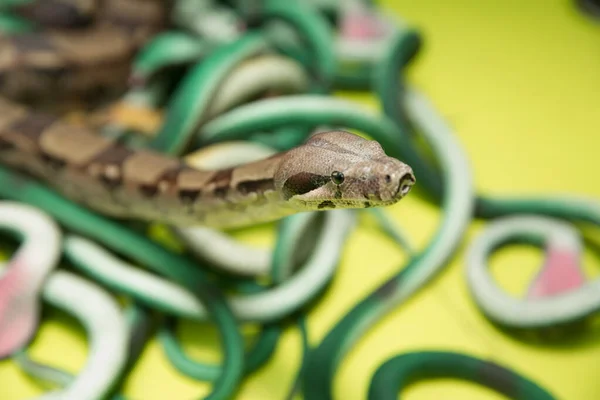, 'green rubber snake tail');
368,351,557,400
